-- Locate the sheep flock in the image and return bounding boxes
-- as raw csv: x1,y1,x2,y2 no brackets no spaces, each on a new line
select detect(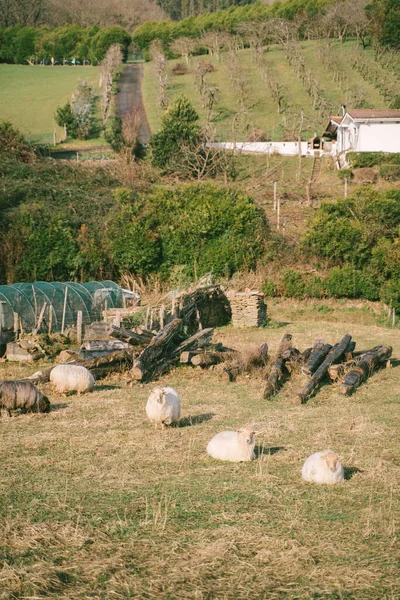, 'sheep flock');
0,366,353,485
